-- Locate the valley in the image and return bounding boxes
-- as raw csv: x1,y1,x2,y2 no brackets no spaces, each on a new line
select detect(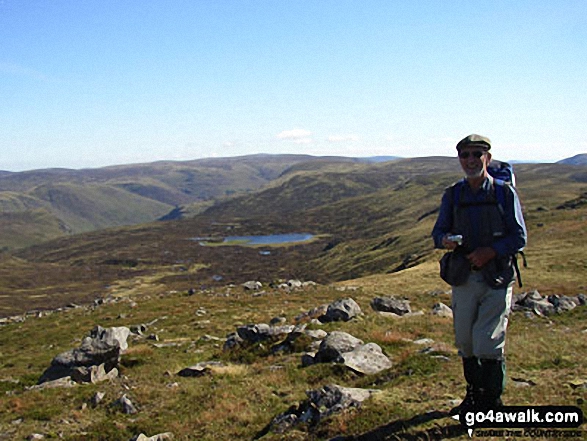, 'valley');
0,154,586,440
